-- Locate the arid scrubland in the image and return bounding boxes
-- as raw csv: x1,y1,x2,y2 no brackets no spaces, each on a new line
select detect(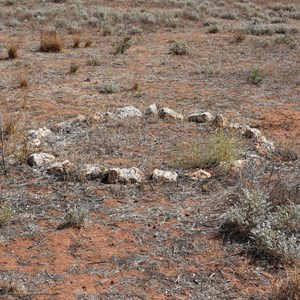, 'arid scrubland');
0,0,300,299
